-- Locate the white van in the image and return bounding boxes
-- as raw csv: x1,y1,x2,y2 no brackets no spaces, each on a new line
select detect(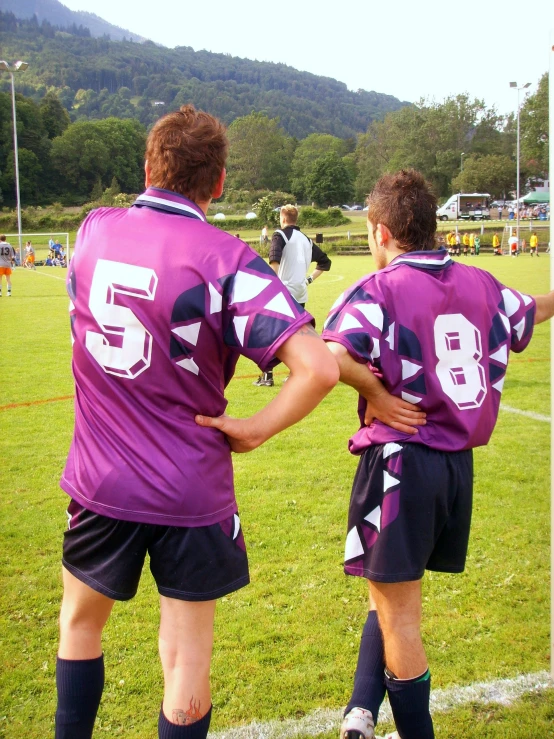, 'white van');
437,193,491,221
